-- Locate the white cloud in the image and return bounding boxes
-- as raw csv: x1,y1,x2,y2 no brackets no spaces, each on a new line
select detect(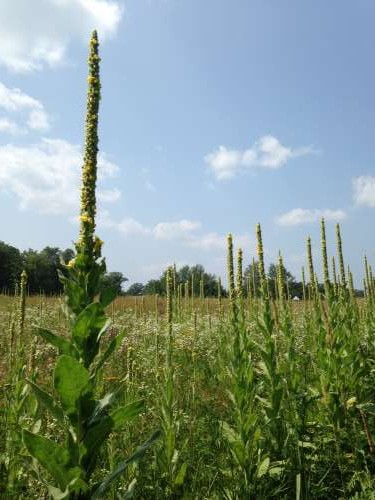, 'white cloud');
0,117,21,134
0,82,42,111
97,188,121,203
154,220,201,240
118,218,151,236
0,0,123,72
98,211,151,235
27,109,50,131
276,208,347,227
187,231,252,252
353,176,375,207
0,138,120,214
0,82,50,132
205,147,242,180
187,232,227,251
205,135,315,180
140,167,157,192
100,210,253,256
144,180,156,192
